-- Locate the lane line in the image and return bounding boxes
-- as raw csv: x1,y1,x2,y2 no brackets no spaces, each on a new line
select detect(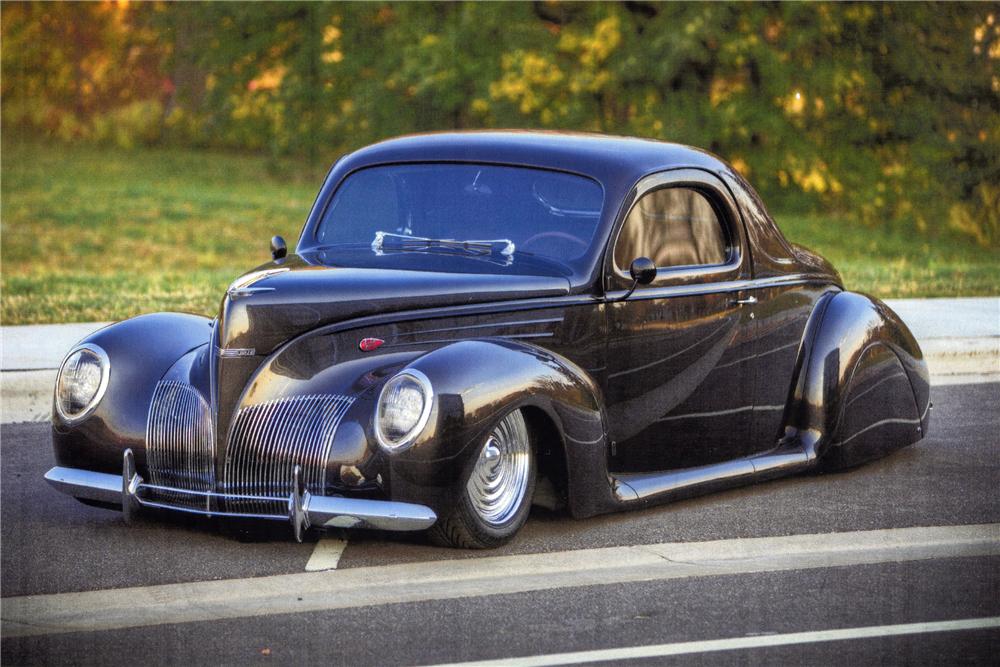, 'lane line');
432,616,1000,666
305,537,348,572
2,524,998,639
